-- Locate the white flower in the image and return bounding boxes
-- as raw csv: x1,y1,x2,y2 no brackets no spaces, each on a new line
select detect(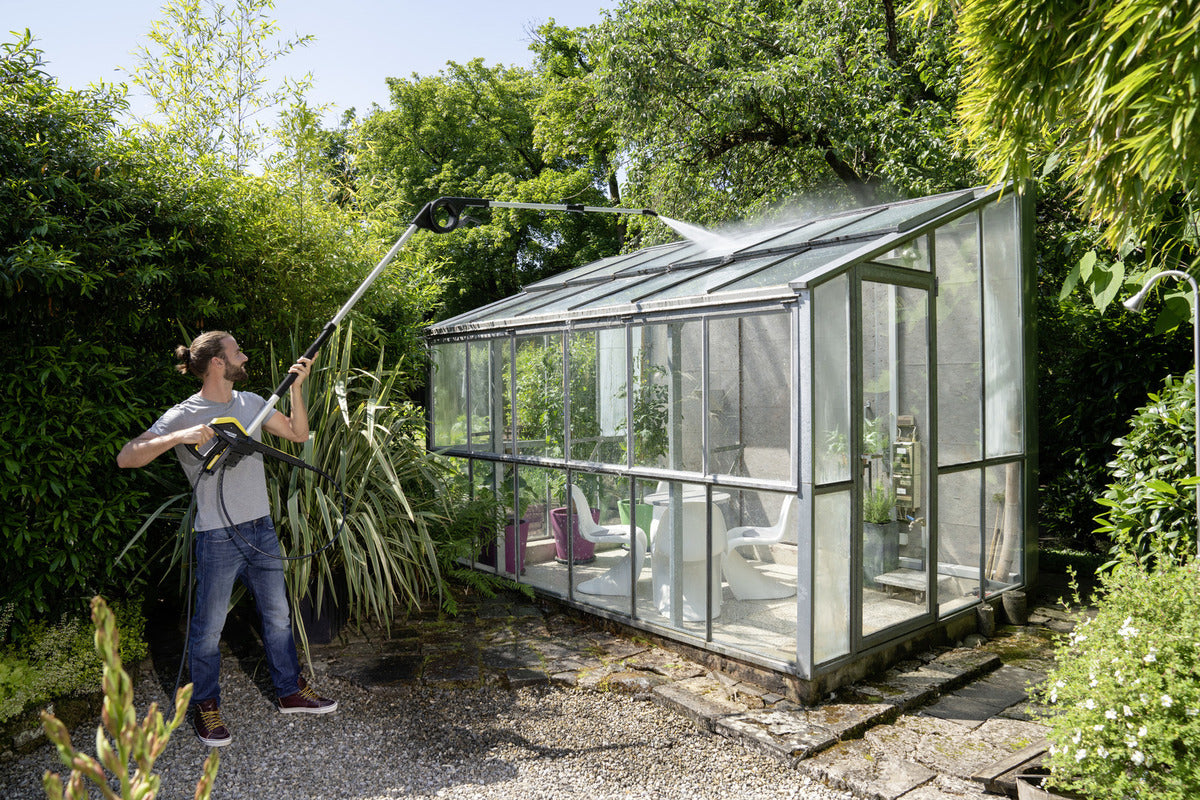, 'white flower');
1093,724,1105,732
1097,745,1109,759
1072,729,1082,744
1118,617,1139,638
1138,726,1148,738
1106,709,1118,720
1126,736,1139,748
1124,705,1134,717
1089,678,1099,688
1132,750,1145,765
1144,649,1158,664
1085,698,1097,710
1075,749,1087,762
1188,708,1199,717
1162,694,1174,708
